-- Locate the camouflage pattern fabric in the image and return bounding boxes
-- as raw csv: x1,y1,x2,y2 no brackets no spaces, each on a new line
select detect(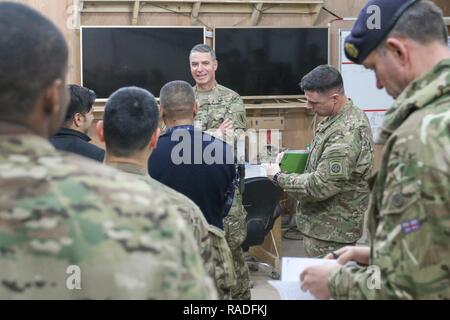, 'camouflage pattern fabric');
224,190,251,300
0,135,217,299
229,245,251,300
223,190,247,250
194,83,246,147
193,83,251,300
329,59,450,300
278,100,374,250
207,225,237,300
303,235,355,258
108,162,236,300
